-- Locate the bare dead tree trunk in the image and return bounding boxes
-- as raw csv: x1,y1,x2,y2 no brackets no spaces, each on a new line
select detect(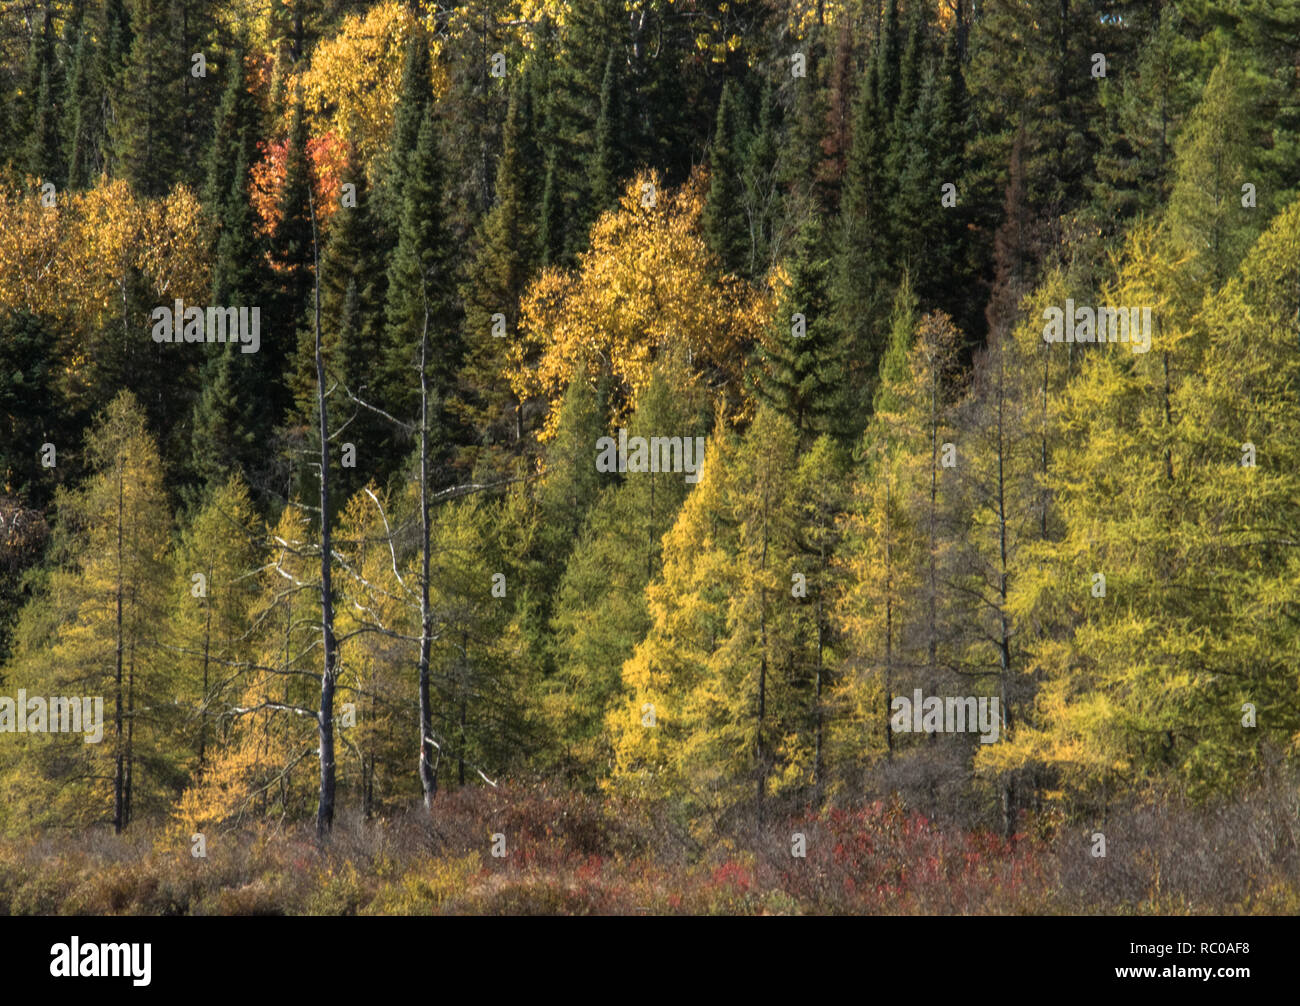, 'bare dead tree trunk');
310,191,338,841
417,292,437,809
